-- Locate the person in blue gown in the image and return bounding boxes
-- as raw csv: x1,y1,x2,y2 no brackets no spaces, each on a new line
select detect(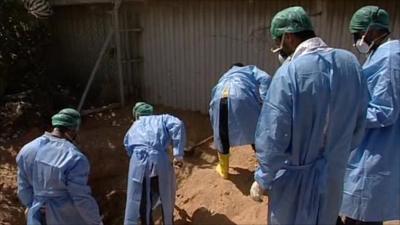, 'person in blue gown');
249,6,369,225
339,6,400,225
16,108,103,225
209,63,272,179
123,102,186,225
